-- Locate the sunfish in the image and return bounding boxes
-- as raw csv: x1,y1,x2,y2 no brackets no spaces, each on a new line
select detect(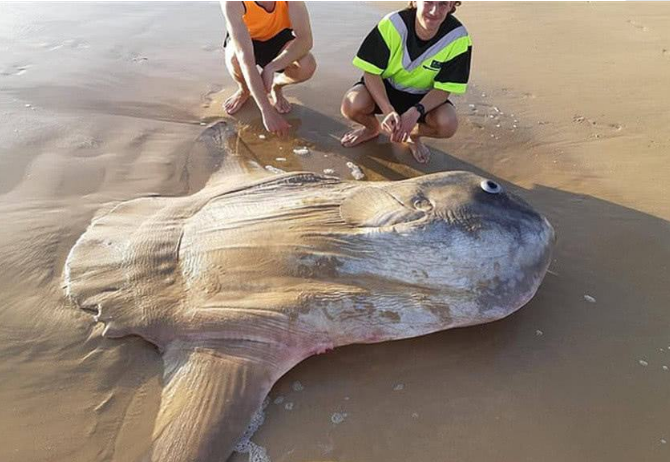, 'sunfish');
64,122,554,462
